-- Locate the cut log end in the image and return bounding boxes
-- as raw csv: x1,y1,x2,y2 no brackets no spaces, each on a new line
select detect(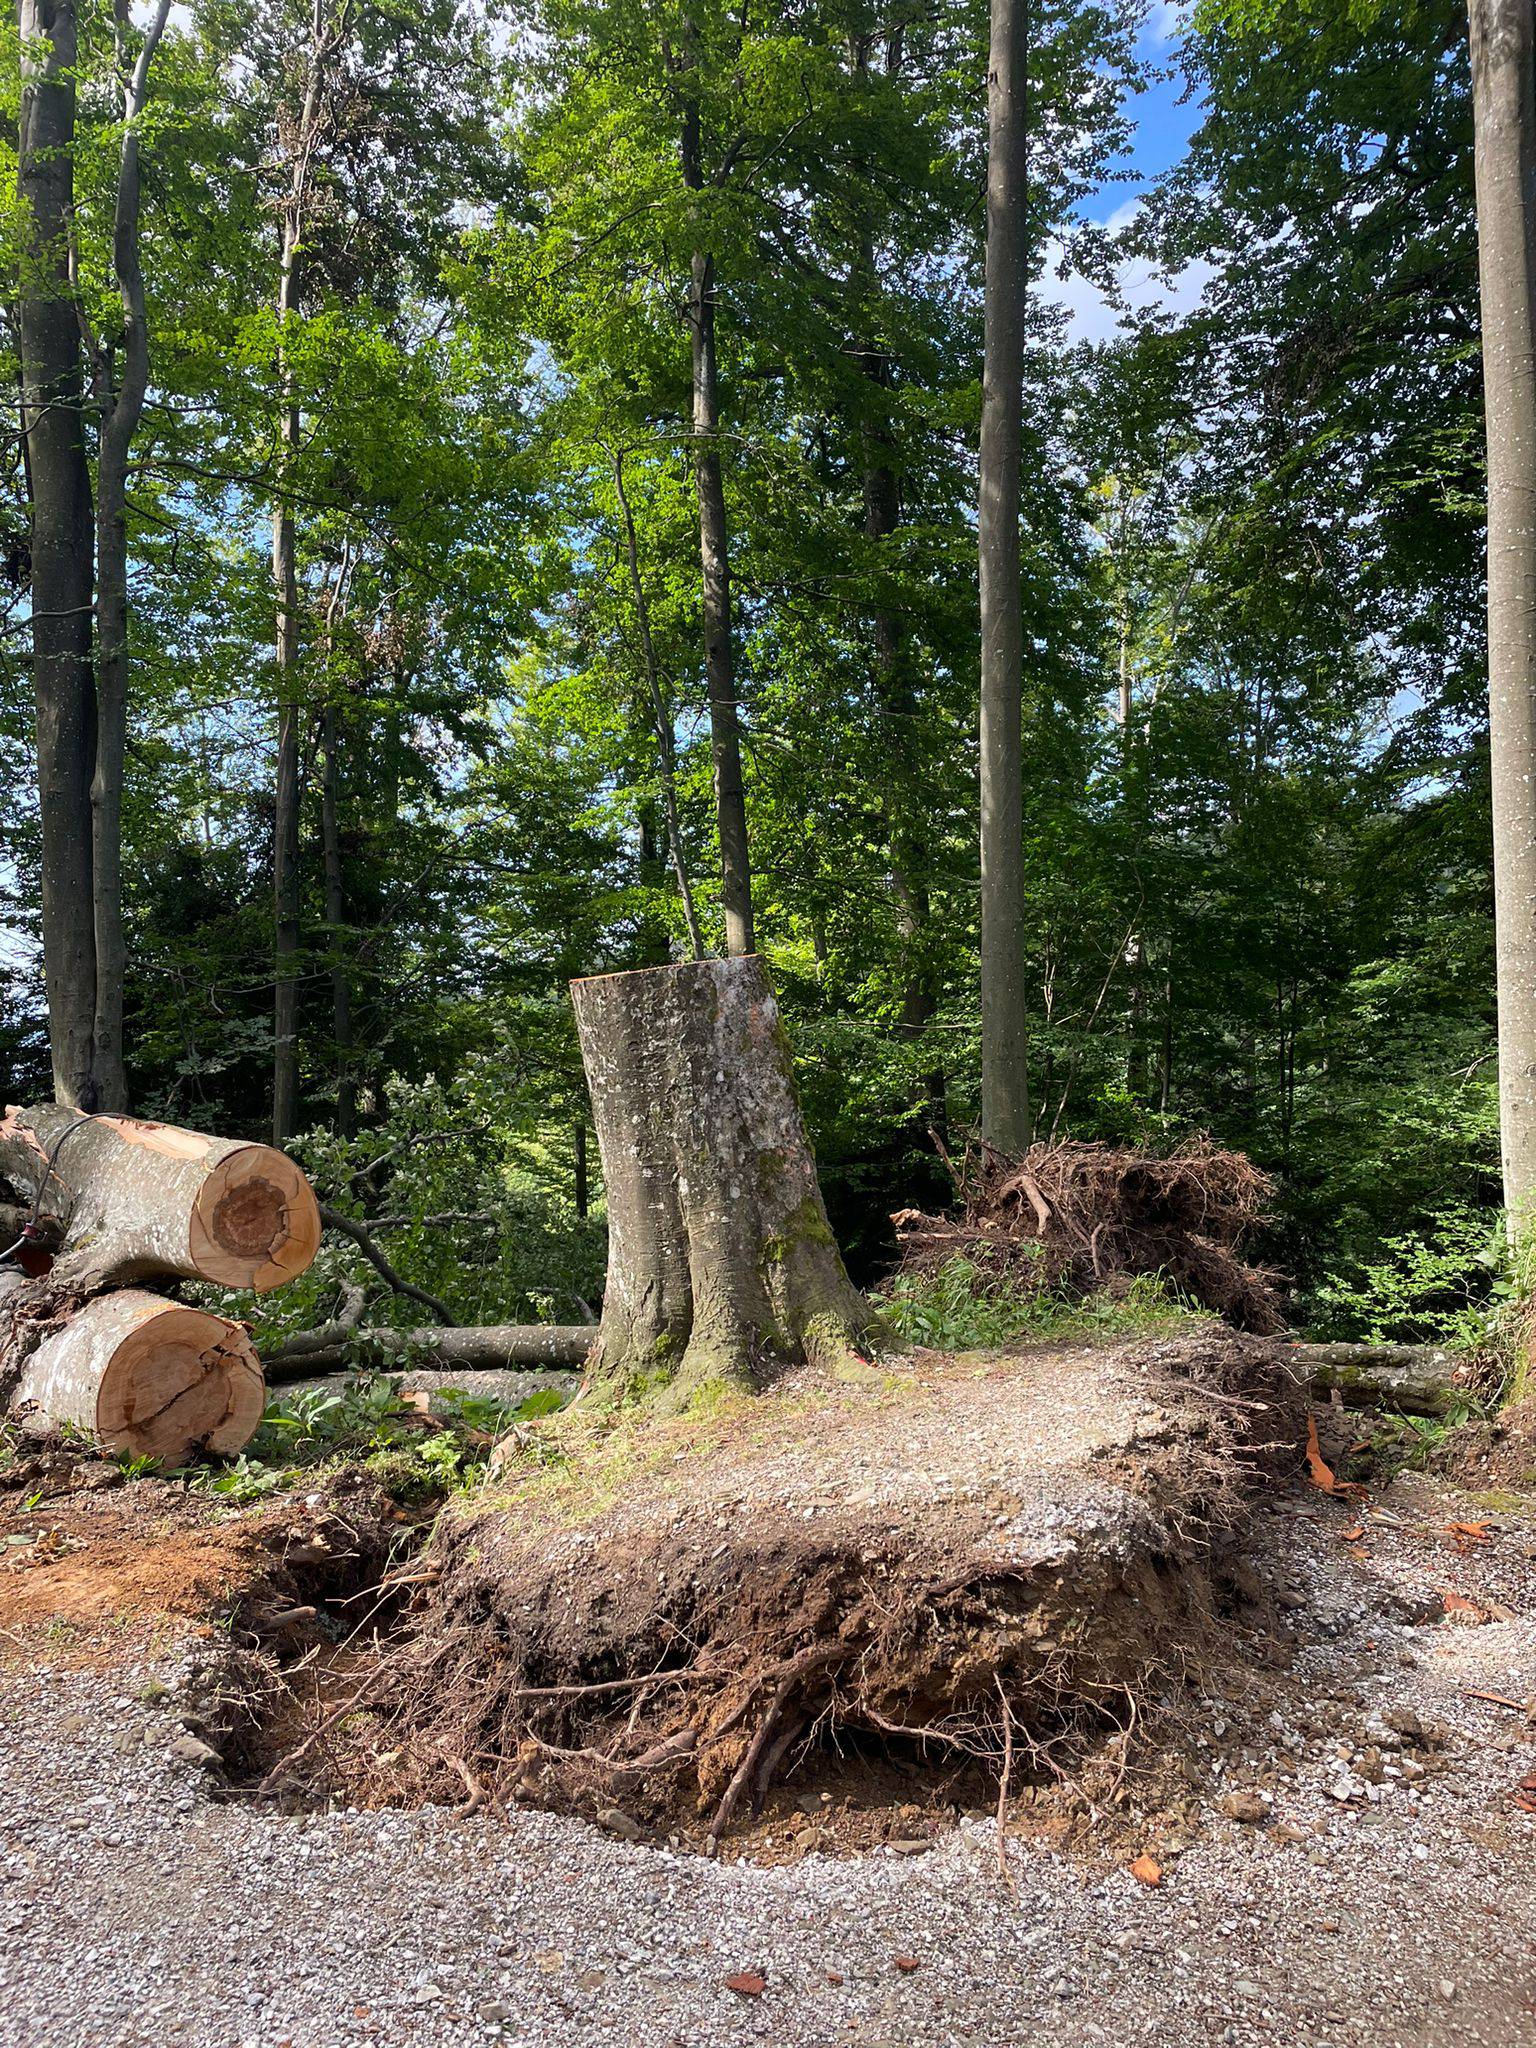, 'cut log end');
189,1145,321,1292
99,1306,265,1462
14,1293,266,1466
